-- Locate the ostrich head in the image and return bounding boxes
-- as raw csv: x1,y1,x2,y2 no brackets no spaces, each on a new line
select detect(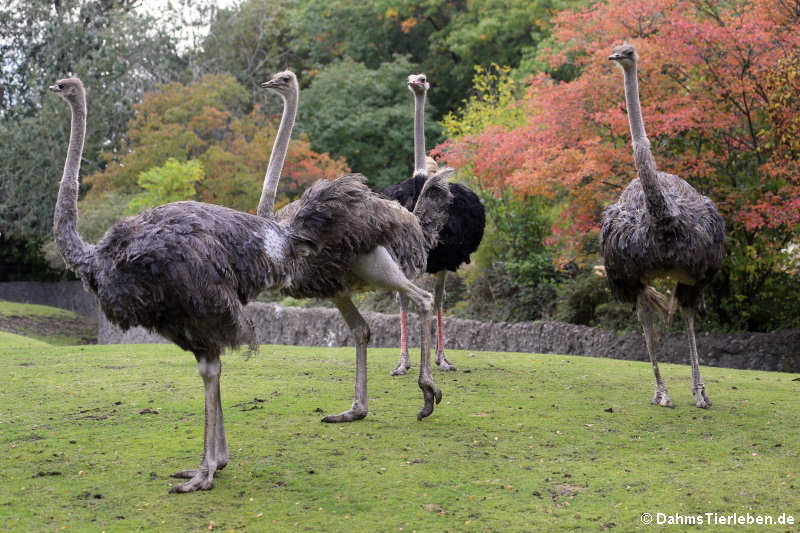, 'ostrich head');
49,77,85,103
407,73,429,96
608,43,638,68
260,70,298,99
